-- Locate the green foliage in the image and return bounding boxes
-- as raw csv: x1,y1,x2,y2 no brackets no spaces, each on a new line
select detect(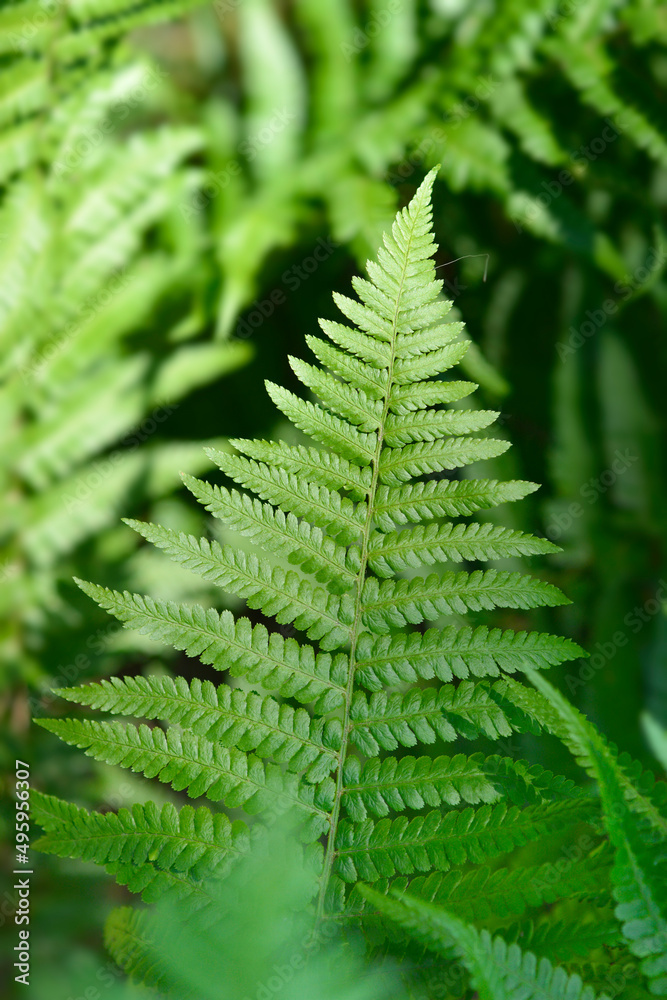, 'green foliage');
0,0,253,699
7,0,665,805
5,0,666,995
529,673,667,996
34,174,620,998
362,675,667,998
32,792,251,902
